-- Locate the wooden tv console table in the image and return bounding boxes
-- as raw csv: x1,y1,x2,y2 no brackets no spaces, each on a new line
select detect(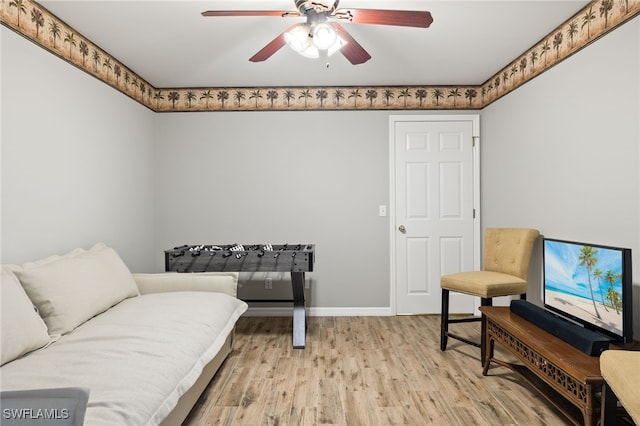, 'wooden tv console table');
479,306,603,426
